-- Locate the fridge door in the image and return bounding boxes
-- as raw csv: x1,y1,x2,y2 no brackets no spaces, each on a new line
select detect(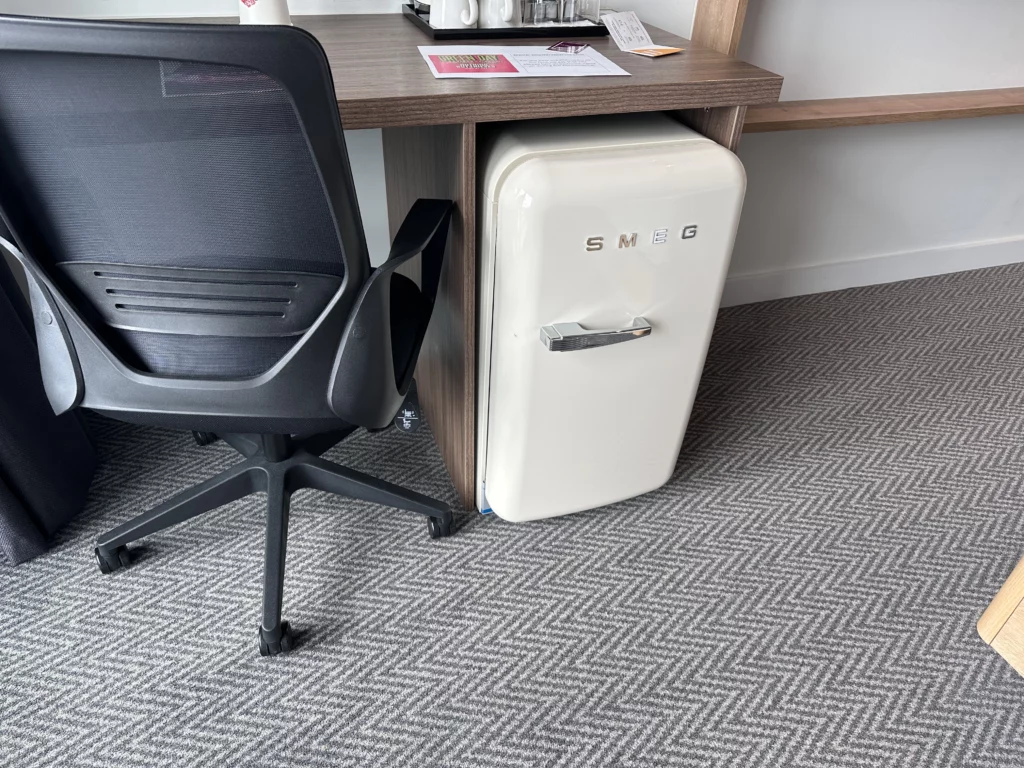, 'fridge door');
478,115,745,521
